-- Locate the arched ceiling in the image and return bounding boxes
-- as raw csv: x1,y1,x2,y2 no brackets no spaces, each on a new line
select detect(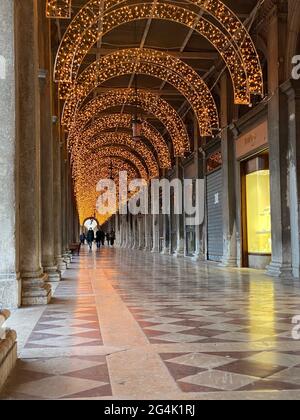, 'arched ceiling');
47,0,265,223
